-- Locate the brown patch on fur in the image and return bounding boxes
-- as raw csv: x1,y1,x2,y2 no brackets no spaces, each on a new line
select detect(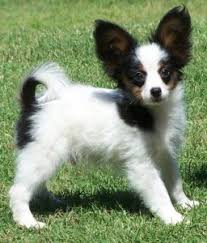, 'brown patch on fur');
102,30,133,71
159,62,181,90
167,71,180,90
159,19,180,48
108,33,130,53
122,76,143,102
94,20,137,79
151,6,191,68
137,63,146,73
159,62,165,69
158,18,190,65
